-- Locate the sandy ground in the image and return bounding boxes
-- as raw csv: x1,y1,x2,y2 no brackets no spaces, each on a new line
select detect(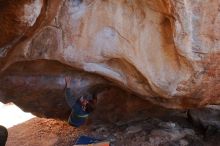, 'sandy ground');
6,118,89,146
1,102,220,146
0,102,89,146
5,116,219,146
